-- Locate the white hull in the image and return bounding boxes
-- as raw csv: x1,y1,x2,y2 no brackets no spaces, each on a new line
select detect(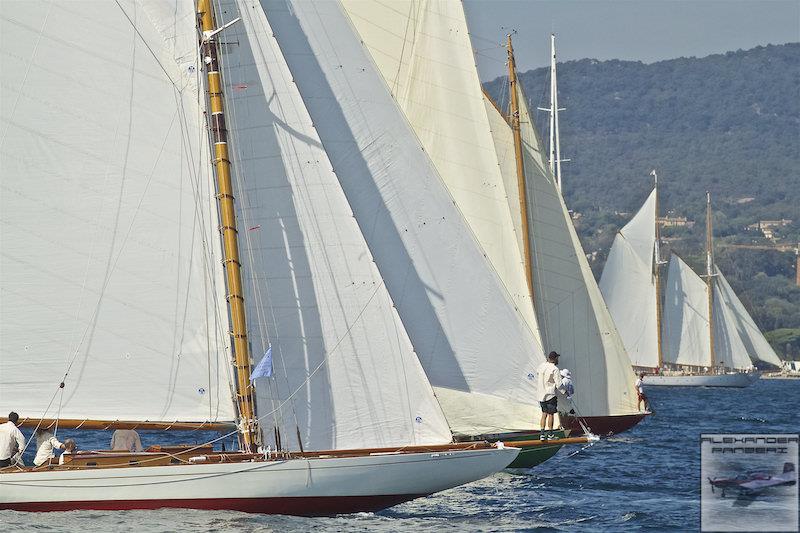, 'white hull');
644,372,759,388
0,447,518,515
